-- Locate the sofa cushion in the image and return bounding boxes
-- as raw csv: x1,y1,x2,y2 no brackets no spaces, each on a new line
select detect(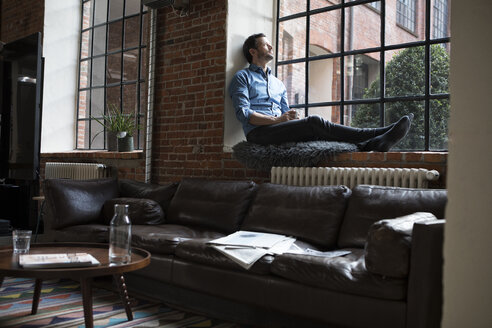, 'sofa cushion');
131,224,225,255
118,179,179,211
175,238,274,275
365,212,437,278
102,198,164,225
271,249,407,301
44,178,119,229
167,178,258,234
241,184,351,249
338,185,447,248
